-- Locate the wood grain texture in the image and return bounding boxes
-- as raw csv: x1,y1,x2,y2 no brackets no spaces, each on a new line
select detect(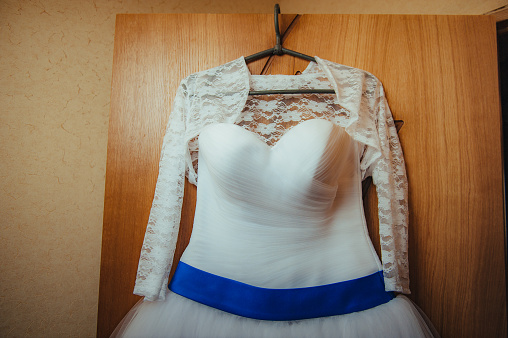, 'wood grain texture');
98,14,506,338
